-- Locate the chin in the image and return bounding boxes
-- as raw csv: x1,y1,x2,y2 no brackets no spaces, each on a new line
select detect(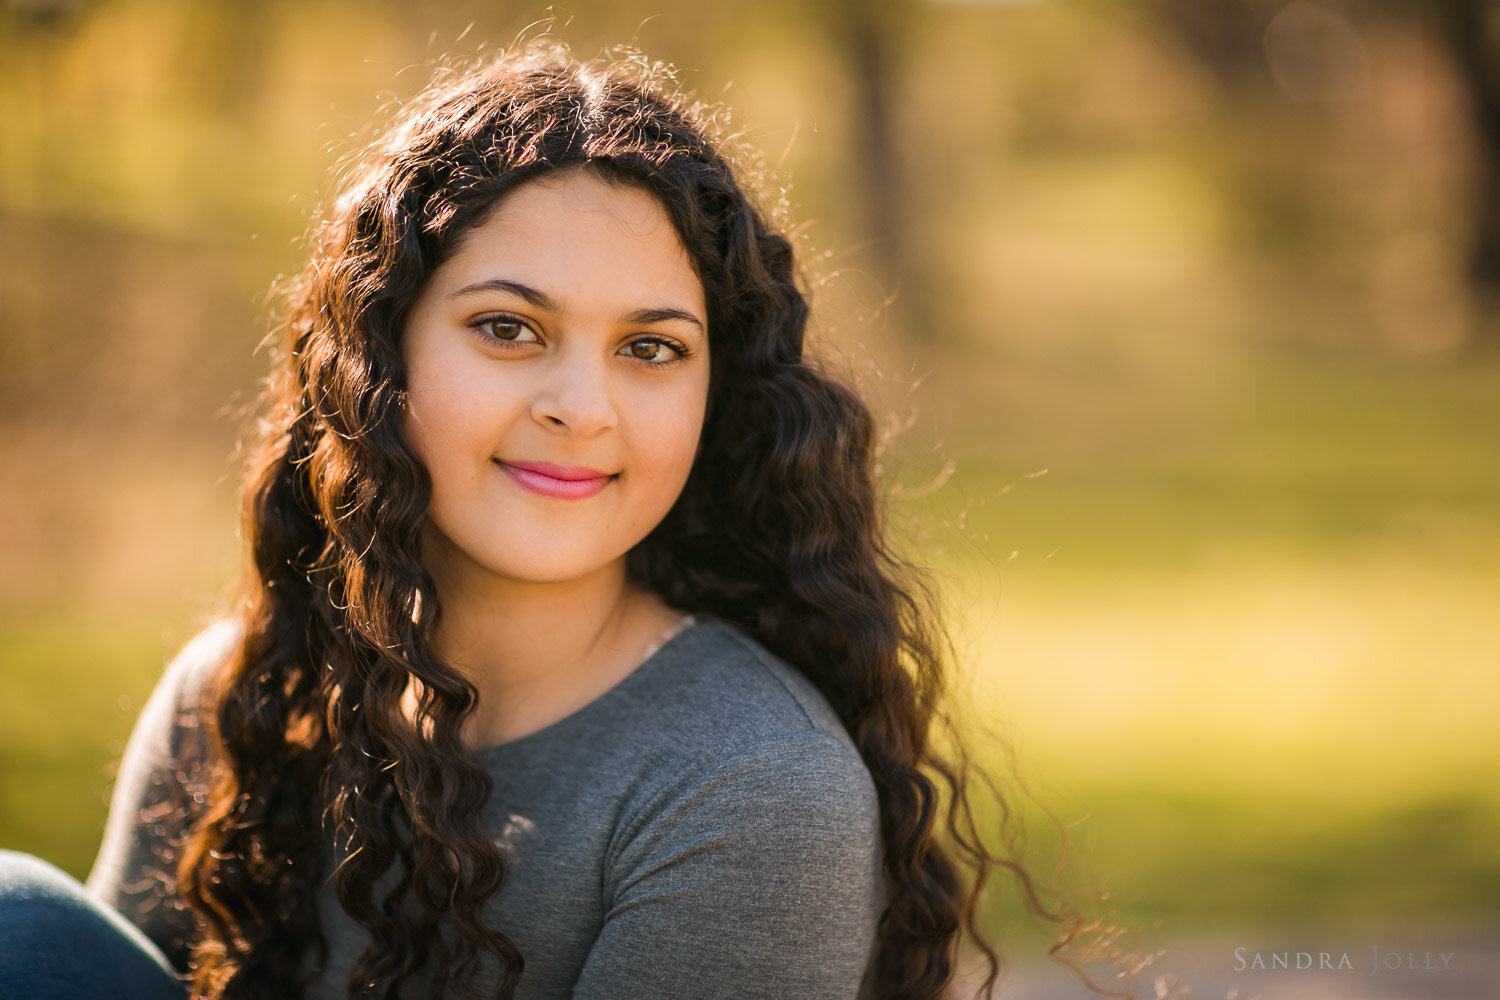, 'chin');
480,548,628,586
